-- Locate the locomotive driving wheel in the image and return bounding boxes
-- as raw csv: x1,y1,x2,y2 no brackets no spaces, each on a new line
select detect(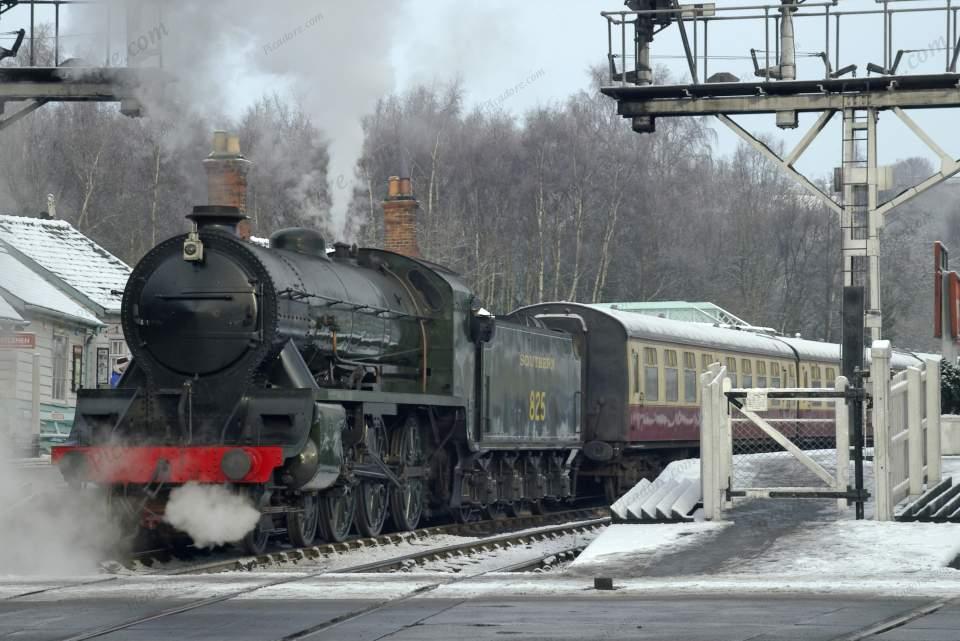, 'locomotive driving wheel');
286,492,320,547
389,415,425,531
242,518,270,556
355,423,390,537
319,484,356,543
